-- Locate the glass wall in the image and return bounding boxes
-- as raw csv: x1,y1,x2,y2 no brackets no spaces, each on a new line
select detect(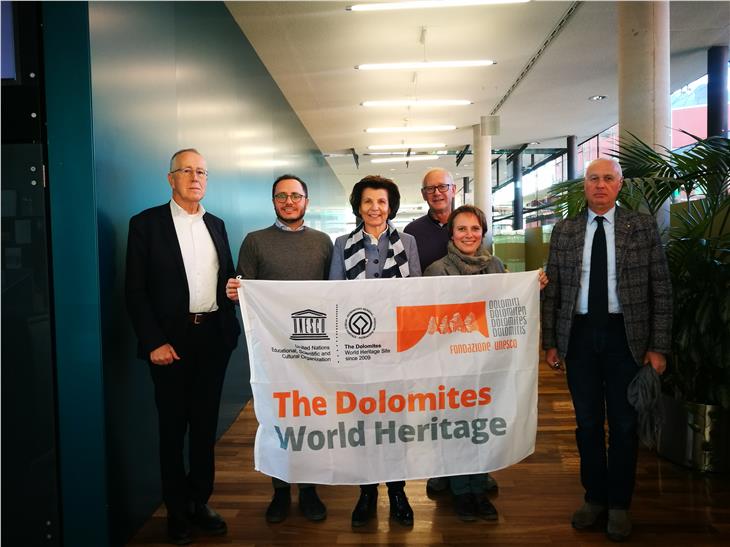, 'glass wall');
671,63,730,148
